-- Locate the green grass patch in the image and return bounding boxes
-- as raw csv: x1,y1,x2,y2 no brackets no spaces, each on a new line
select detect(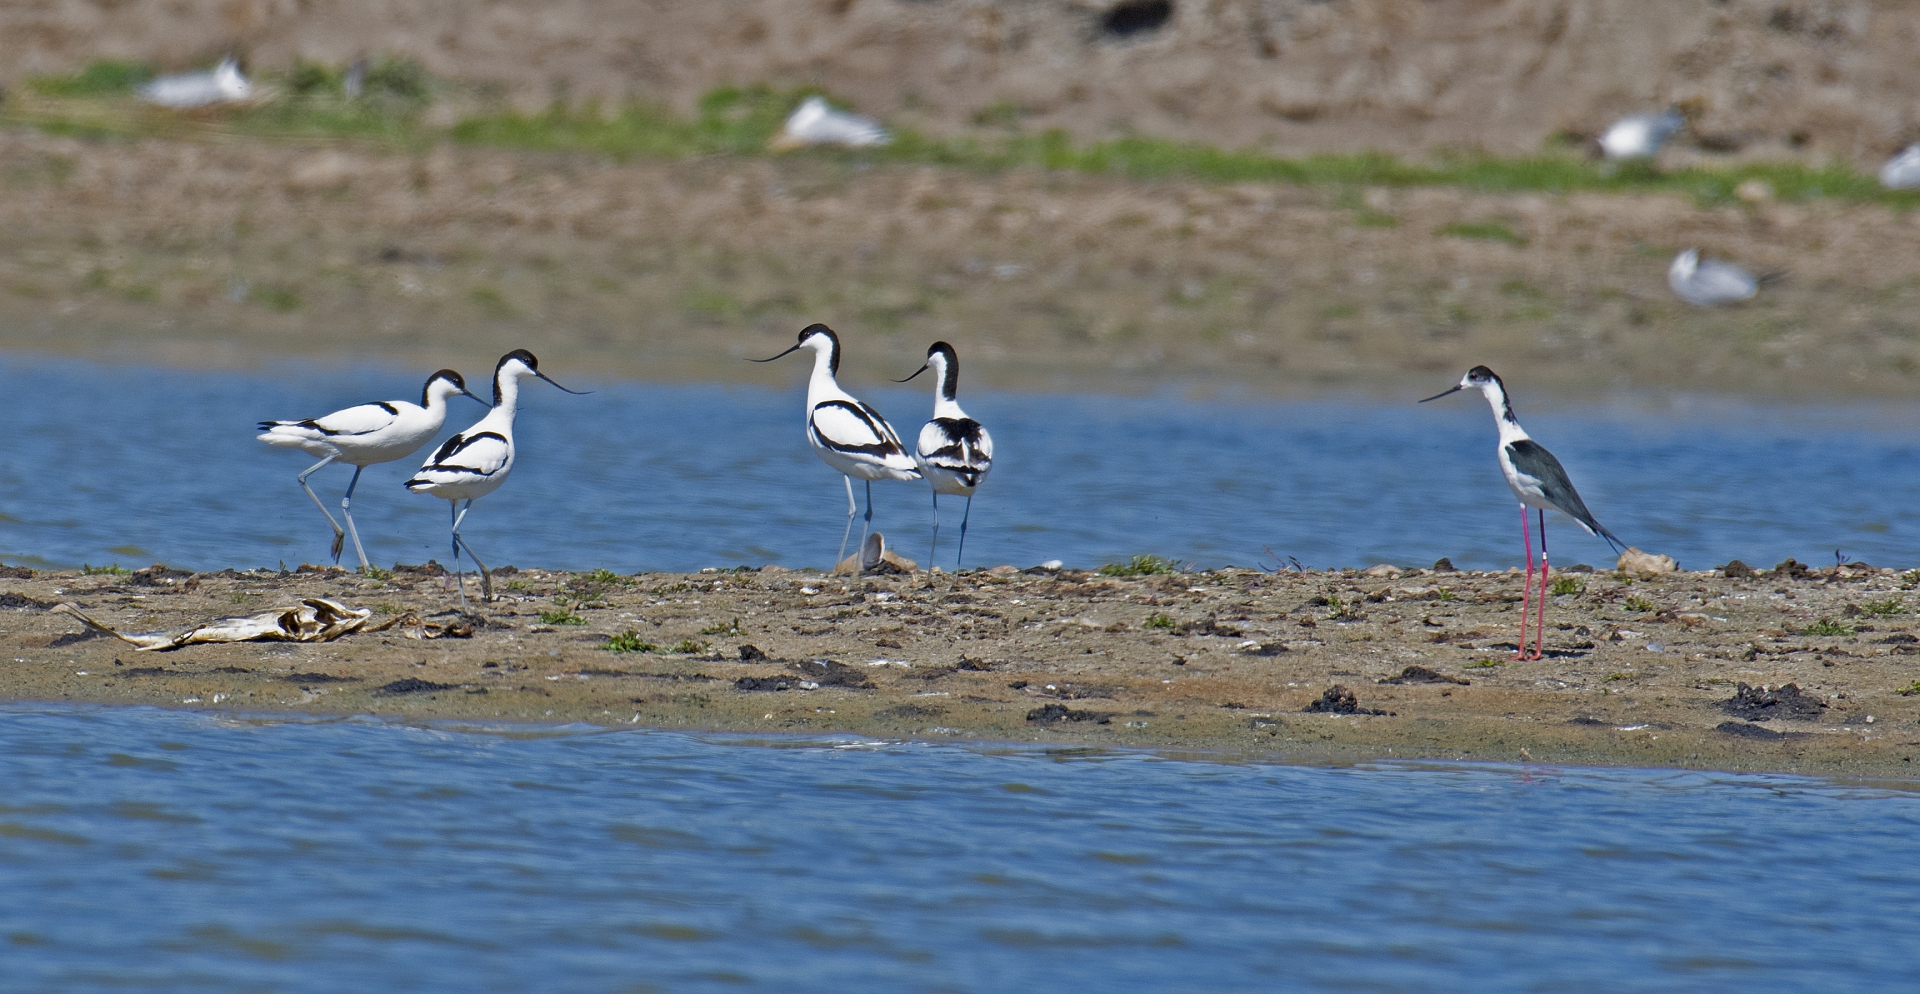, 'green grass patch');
247,284,301,312
29,60,153,98
538,609,587,626
1857,597,1905,617
1550,576,1586,597
1098,555,1179,577
80,563,128,576
1896,681,1920,697
1801,618,1854,637
1437,587,1455,602
360,565,392,581
1143,613,1177,631
1623,595,1656,612
604,630,656,653
1436,220,1527,246
1464,658,1502,669
666,639,709,655
699,618,743,636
